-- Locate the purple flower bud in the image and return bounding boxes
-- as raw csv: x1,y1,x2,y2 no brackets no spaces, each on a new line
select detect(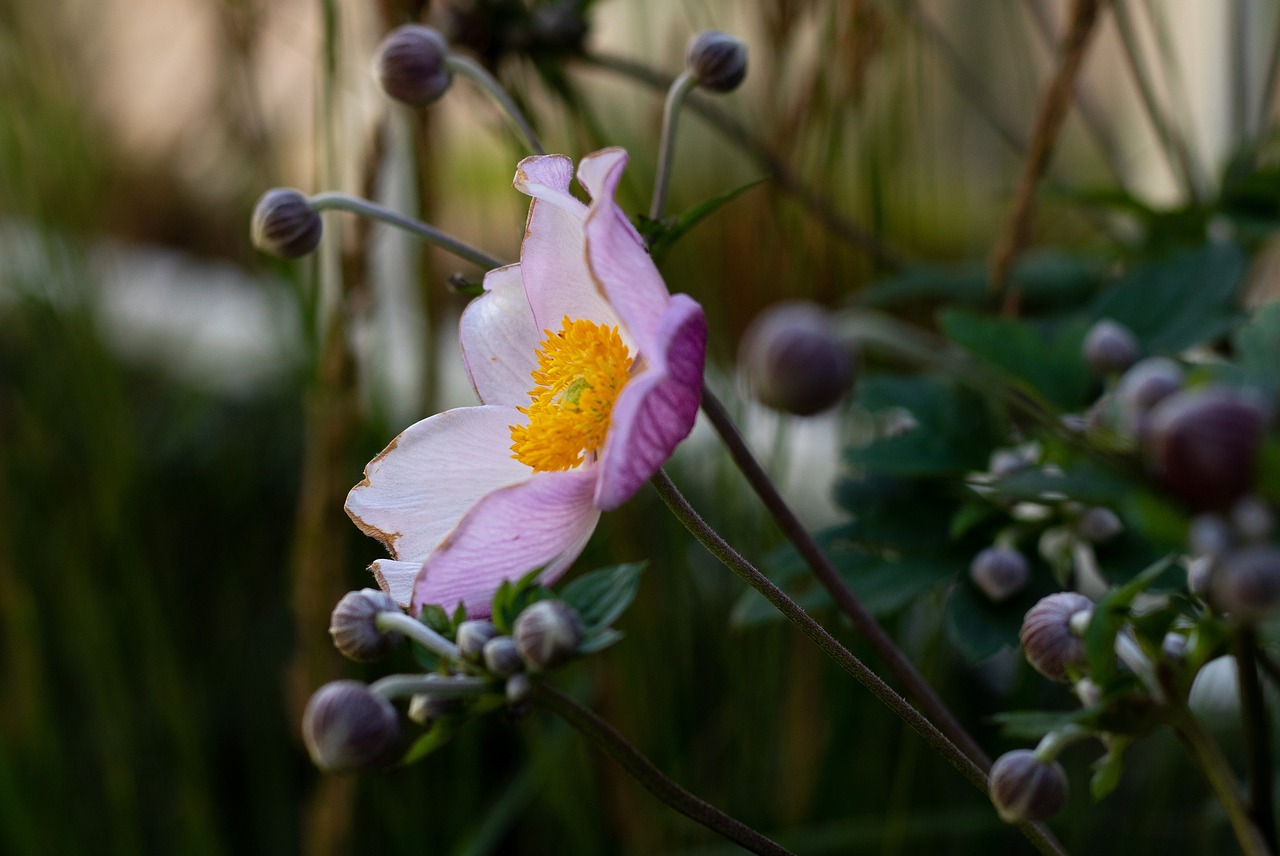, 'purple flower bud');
251,188,322,259
302,681,400,774
329,589,402,662
407,693,463,726
1076,507,1123,544
1020,592,1092,682
1082,318,1140,376
513,600,583,671
686,31,748,93
739,301,855,416
482,635,524,677
969,546,1031,602
506,673,532,704
456,619,500,660
989,749,1069,823
376,25,453,107
1115,357,1183,439
1210,546,1280,624
1143,387,1267,510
